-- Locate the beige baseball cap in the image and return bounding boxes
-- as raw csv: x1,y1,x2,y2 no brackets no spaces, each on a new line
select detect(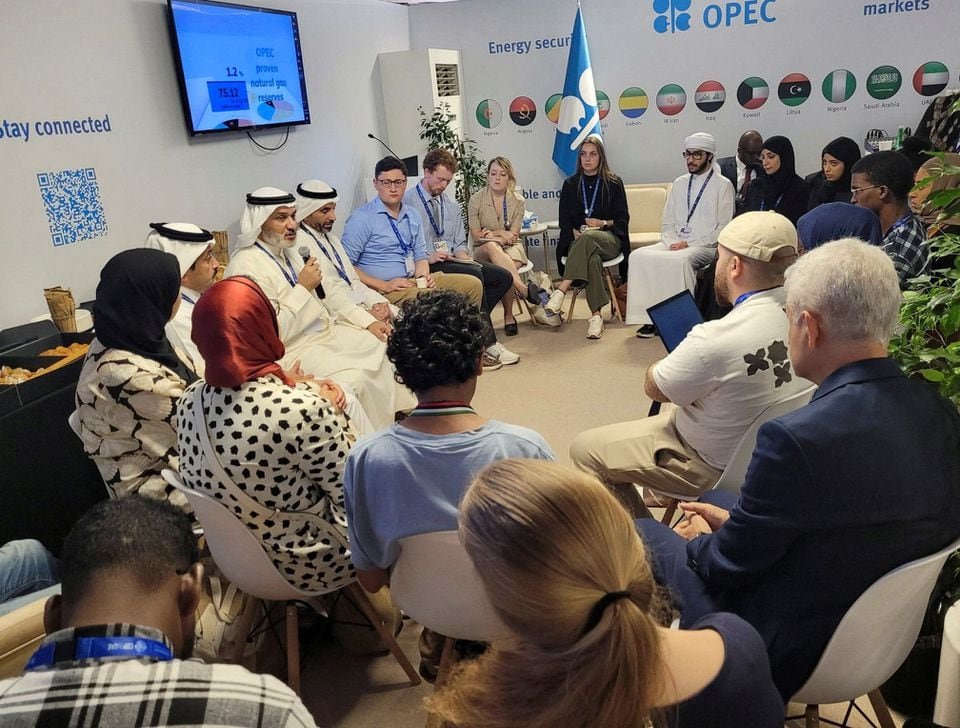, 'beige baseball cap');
717,211,798,262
